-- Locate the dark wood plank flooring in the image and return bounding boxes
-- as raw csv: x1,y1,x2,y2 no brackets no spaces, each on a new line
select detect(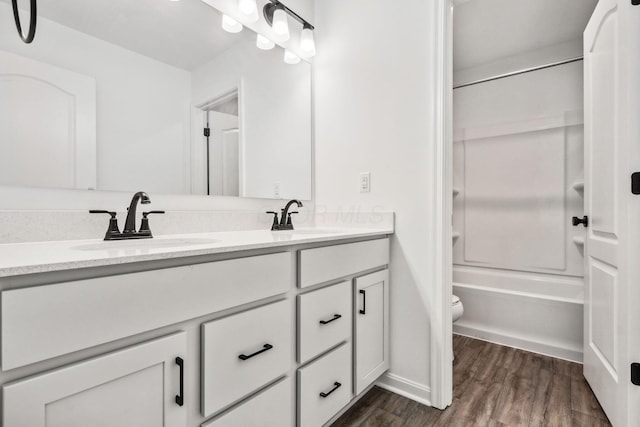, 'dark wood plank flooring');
331,335,610,426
